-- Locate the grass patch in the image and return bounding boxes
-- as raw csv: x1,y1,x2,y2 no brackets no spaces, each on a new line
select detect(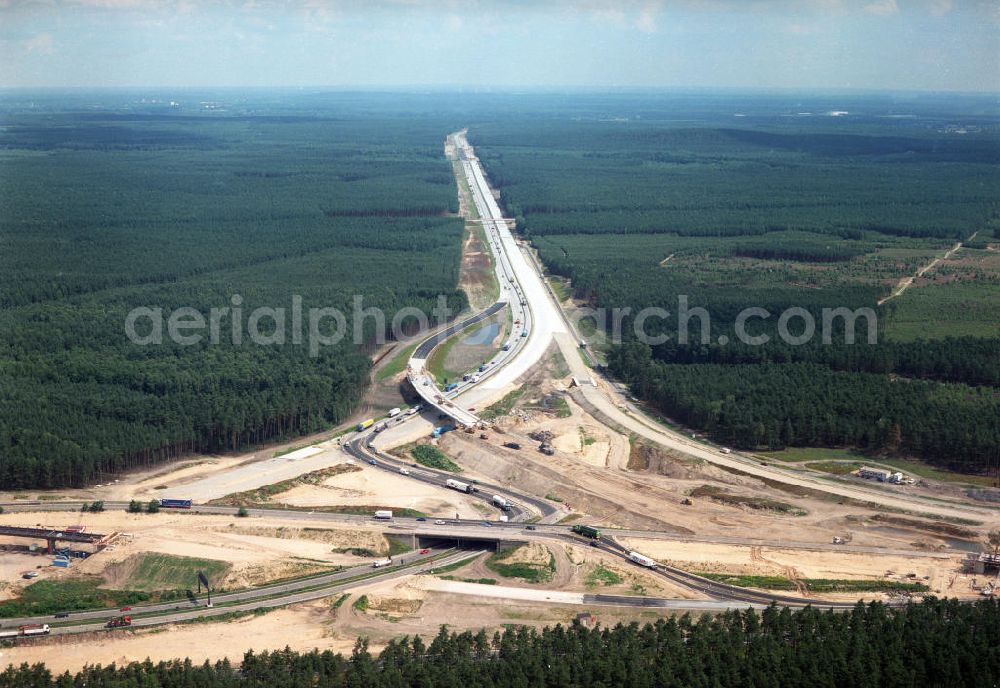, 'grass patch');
485,547,556,584
586,565,623,588
689,485,805,515
550,351,571,378
428,559,473,576
376,341,420,382
766,447,998,487
352,595,369,612
760,447,867,463
119,553,228,592
547,276,570,302
545,493,564,503
526,393,571,418
441,575,498,585
332,593,350,609
696,572,930,593
480,387,525,420
0,579,152,618
806,461,864,475
385,535,413,557
411,444,462,472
